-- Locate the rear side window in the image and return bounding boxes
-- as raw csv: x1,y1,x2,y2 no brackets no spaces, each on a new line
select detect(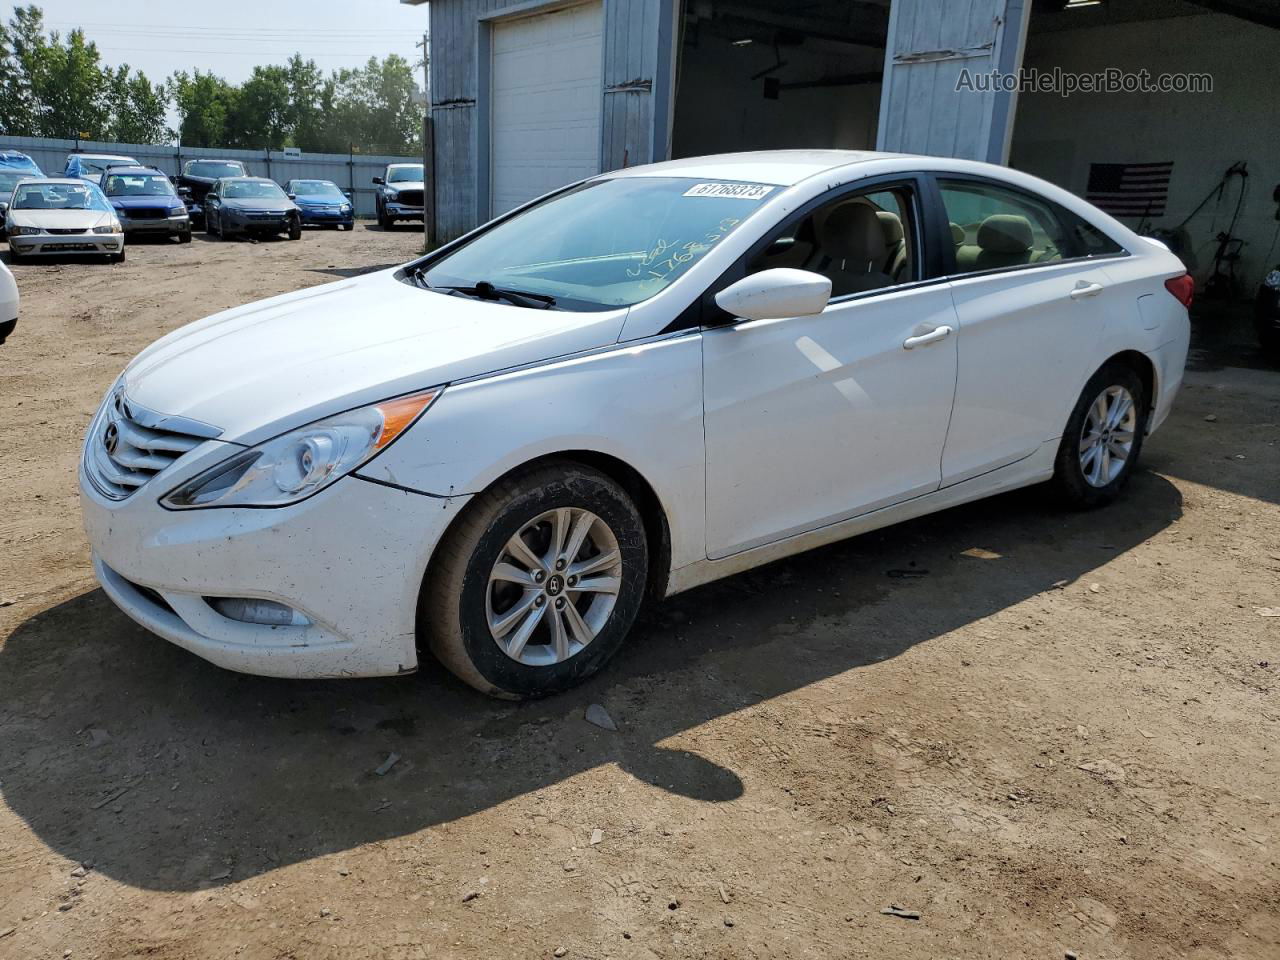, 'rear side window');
939,179,1072,275
1062,210,1126,257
